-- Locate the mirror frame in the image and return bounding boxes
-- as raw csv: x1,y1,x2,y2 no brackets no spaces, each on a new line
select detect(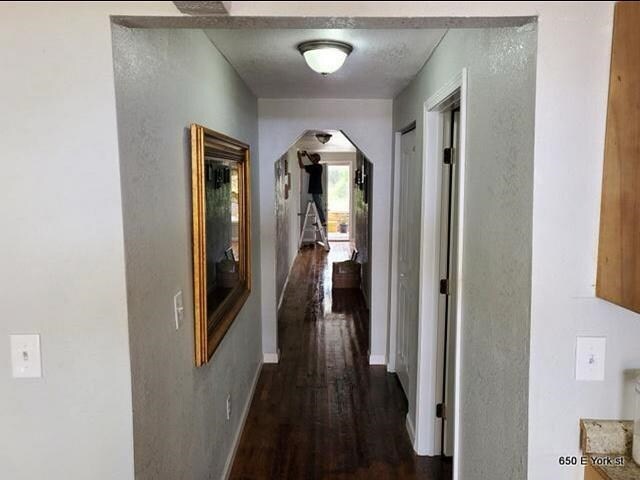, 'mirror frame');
191,124,251,366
